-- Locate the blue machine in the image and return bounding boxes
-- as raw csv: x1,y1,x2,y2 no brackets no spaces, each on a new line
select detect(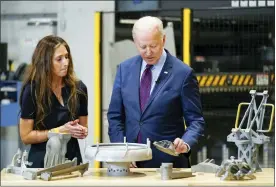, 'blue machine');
0,81,22,127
